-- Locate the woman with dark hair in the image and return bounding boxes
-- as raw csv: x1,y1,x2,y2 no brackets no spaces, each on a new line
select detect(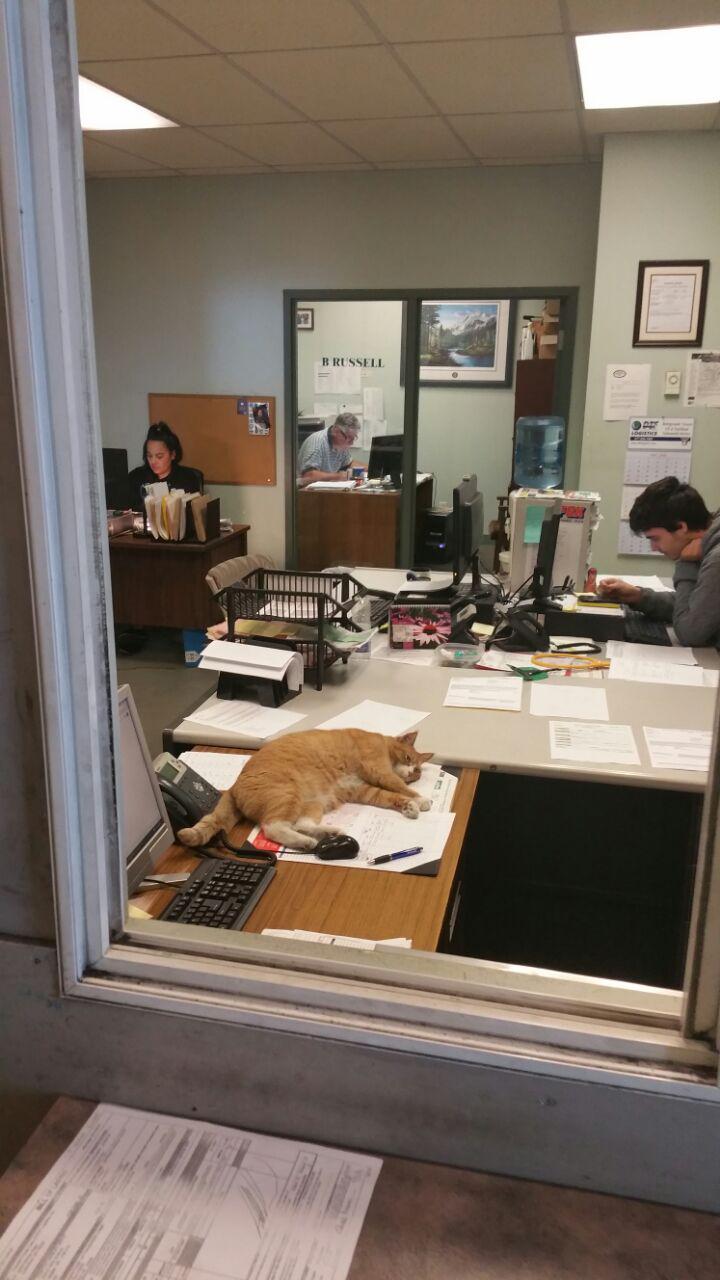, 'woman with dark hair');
127,422,202,510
